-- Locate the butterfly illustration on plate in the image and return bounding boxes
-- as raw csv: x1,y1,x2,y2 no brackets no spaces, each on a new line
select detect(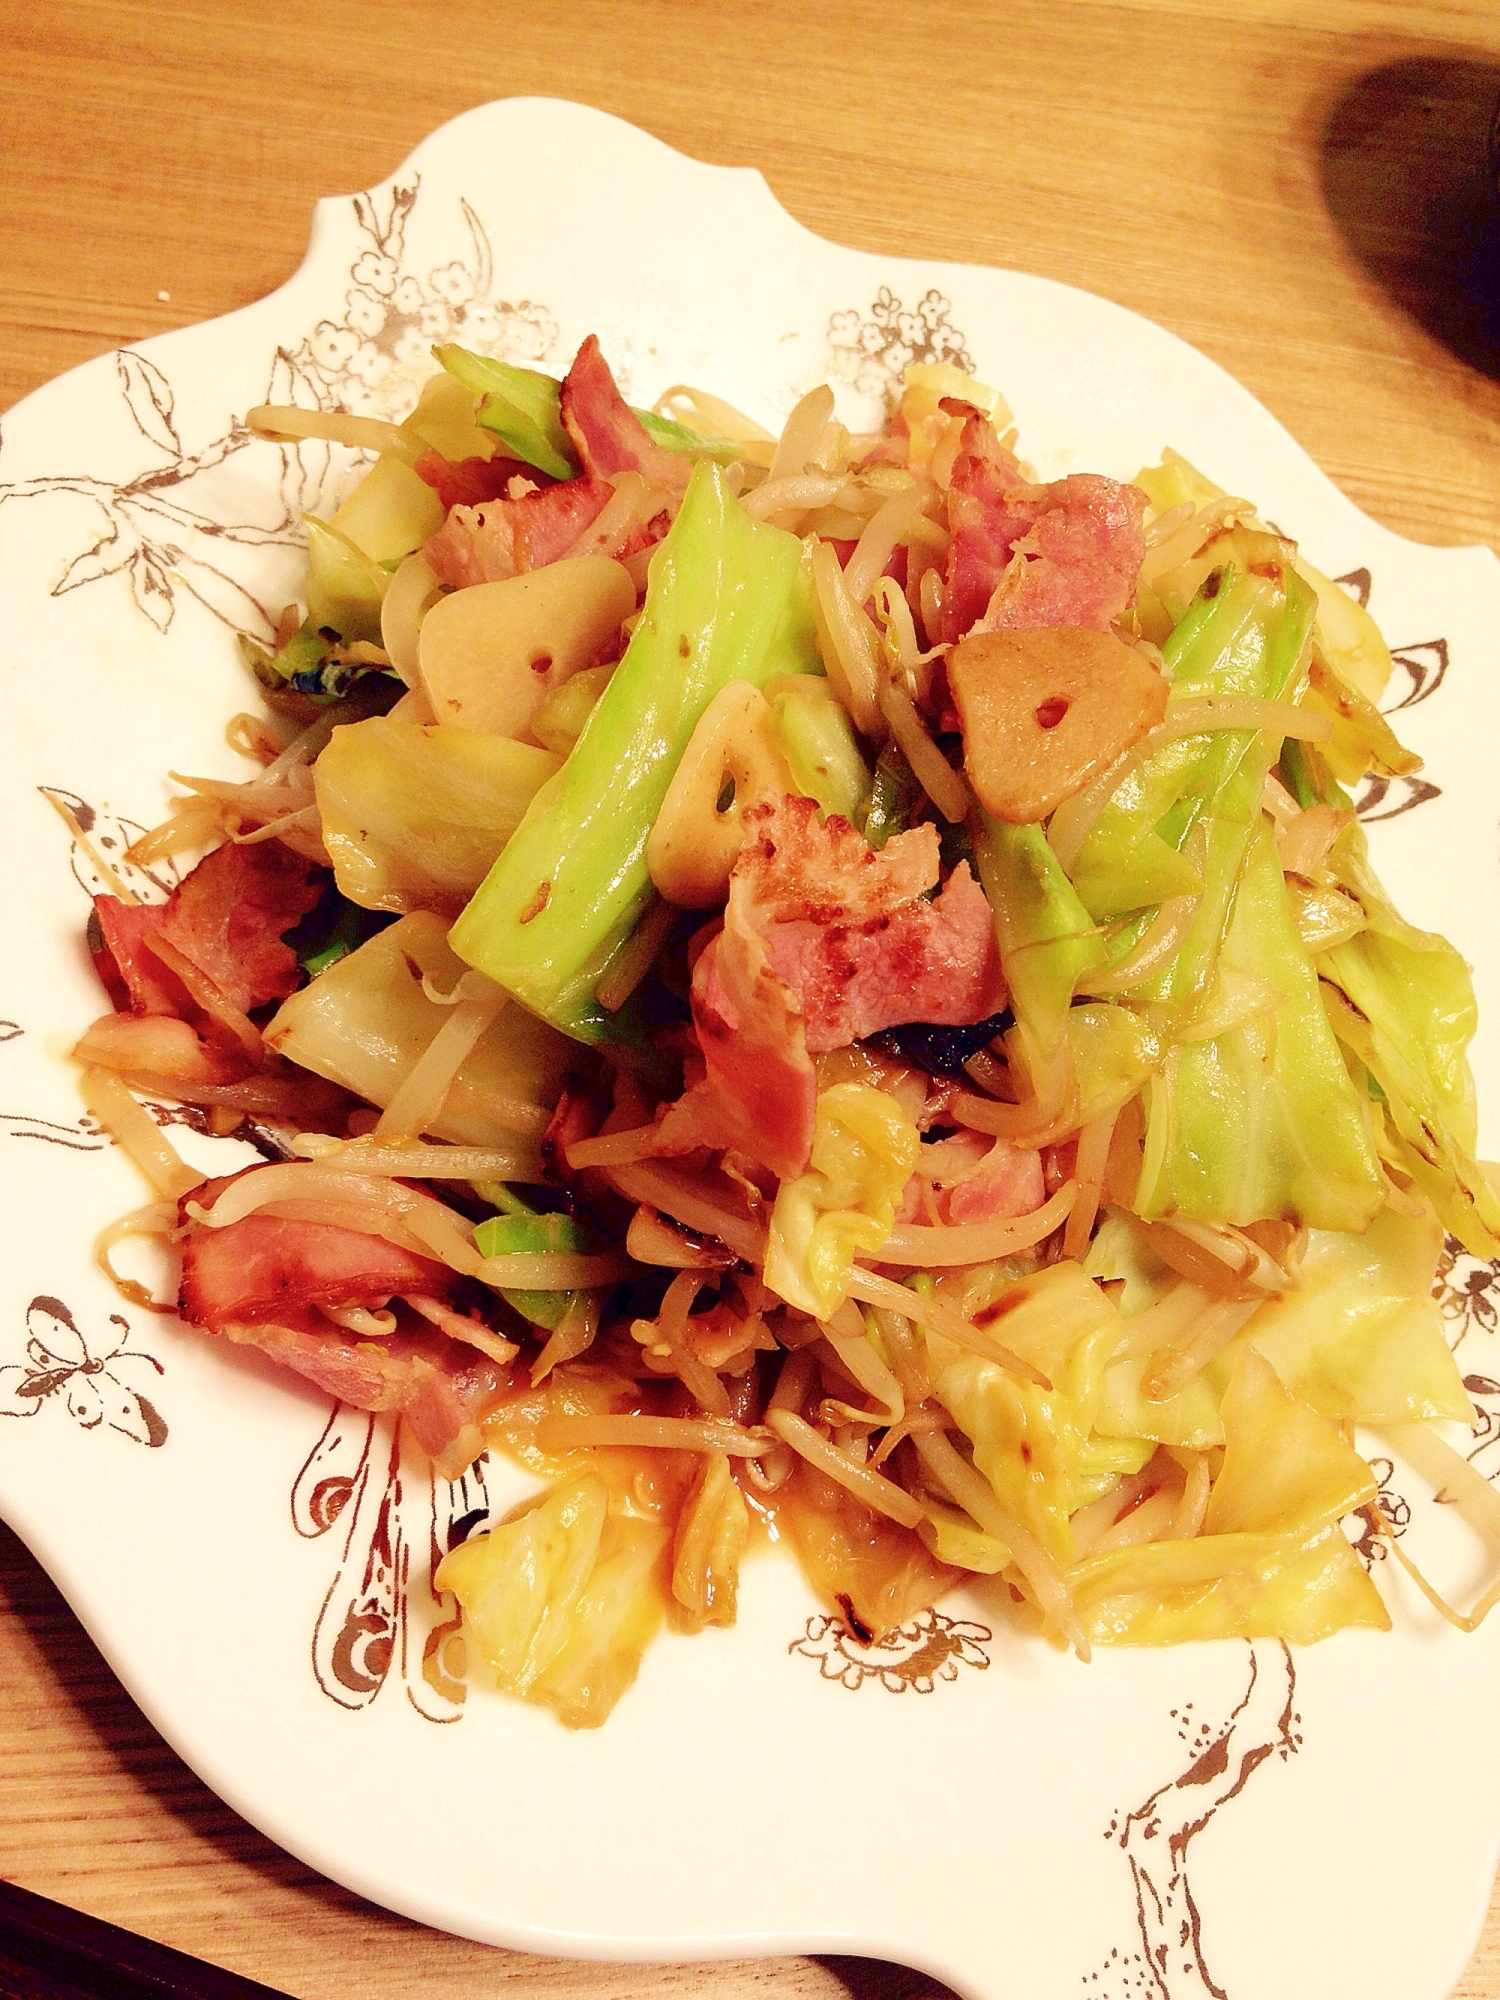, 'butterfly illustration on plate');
0,1296,167,1447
